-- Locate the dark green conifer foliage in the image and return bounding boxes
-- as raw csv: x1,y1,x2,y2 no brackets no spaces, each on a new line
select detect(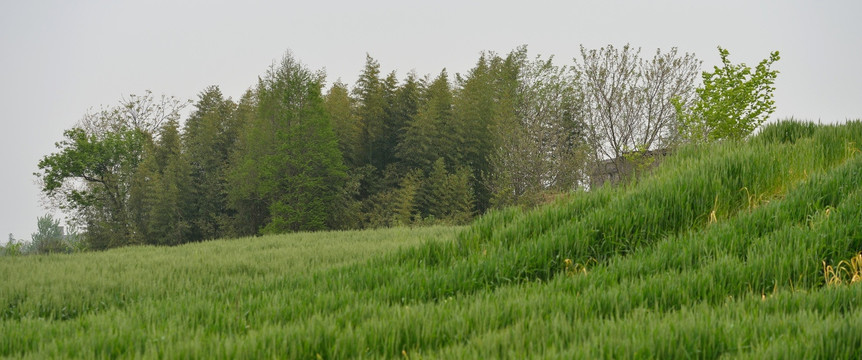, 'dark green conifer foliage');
397,70,453,173
148,119,193,245
353,55,390,170
183,86,239,241
453,54,509,212
420,158,475,224
325,81,361,168
386,73,422,171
